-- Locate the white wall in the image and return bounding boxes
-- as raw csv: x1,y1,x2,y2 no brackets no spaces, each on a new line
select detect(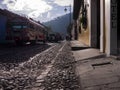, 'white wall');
105,0,111,55
100,0,104,53
86,0,91,46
